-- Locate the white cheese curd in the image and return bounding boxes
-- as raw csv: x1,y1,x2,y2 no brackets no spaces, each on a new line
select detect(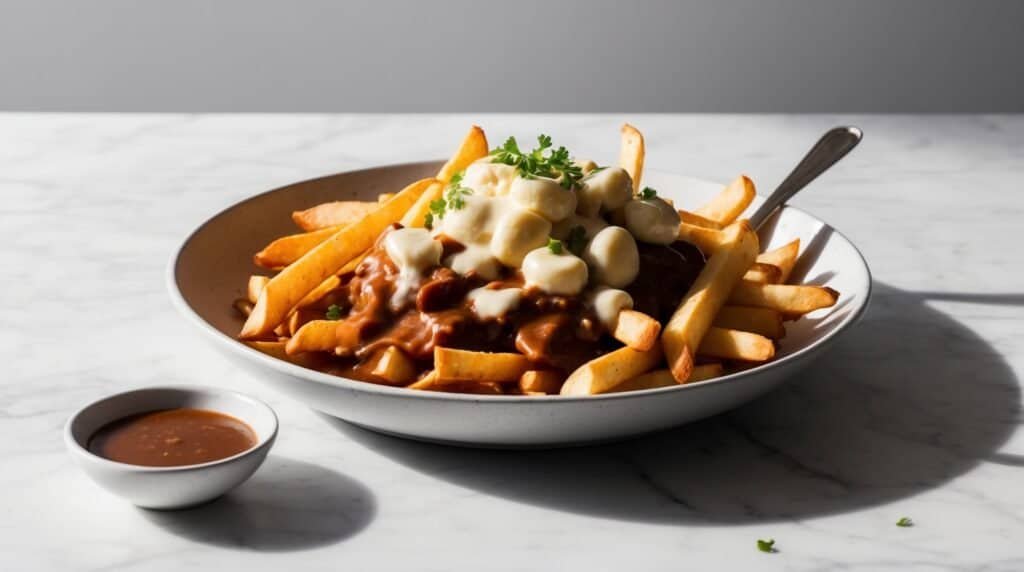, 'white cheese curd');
582,226,639,288
550,213,608,241
434,194,494,245
445,244,502,280
521,248,589,295
467,287,522,320
509,176,577,222
586,286,634,330
383,227,443,310
624,197,681,245
576,167,633,217
462,161,518,196
490,207,552,266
